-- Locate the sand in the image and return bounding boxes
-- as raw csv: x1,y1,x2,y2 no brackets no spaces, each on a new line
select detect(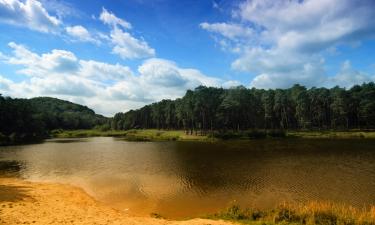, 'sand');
0,178,234,225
